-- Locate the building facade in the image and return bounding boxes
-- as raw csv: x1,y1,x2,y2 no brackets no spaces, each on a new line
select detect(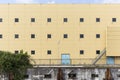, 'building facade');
0,4,120,65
